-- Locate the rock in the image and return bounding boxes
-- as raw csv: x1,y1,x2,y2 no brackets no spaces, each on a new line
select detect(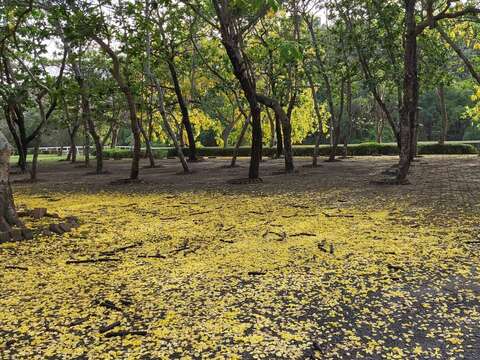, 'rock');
31,208,47,219
66,216,80,228
41,229,54,236
49,223,65,235
9,228,24,241
59,222,72,232
0,231,10,243
22,228,34,240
